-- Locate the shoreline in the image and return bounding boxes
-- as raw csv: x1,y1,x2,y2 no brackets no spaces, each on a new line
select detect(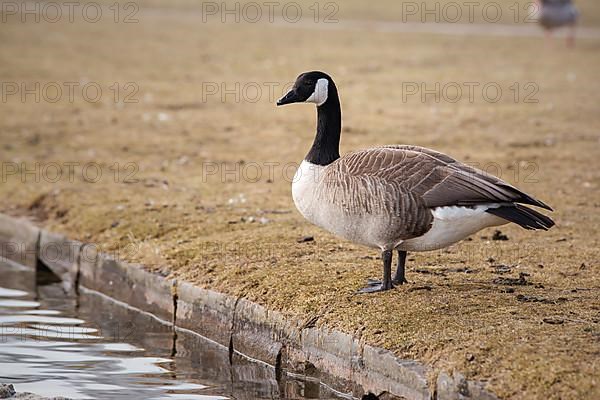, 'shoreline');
0,213,498,400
